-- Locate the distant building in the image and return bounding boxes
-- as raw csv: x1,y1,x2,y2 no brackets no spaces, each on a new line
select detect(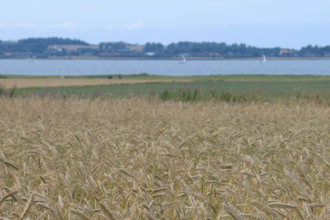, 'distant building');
303,53,317,57
4,52,14,56
117,48,132,52
145,52,156,56
126,45,144,52
47,45,98,51
279,49,294,55
194,51,208,57
209,53,220,56
98,52,119,56
82,52,94,56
